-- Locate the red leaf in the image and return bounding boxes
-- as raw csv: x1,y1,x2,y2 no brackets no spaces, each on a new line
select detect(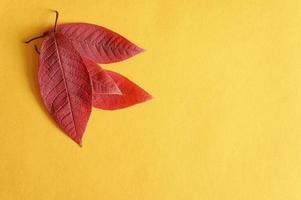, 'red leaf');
91,70,152,110
82,58,122,95
38,32,92,145
56,23,144,64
